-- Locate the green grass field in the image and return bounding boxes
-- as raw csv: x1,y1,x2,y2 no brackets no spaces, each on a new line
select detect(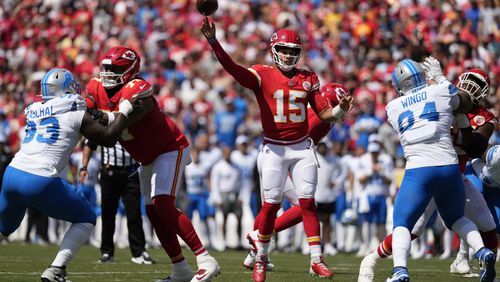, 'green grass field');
0,243,491,281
